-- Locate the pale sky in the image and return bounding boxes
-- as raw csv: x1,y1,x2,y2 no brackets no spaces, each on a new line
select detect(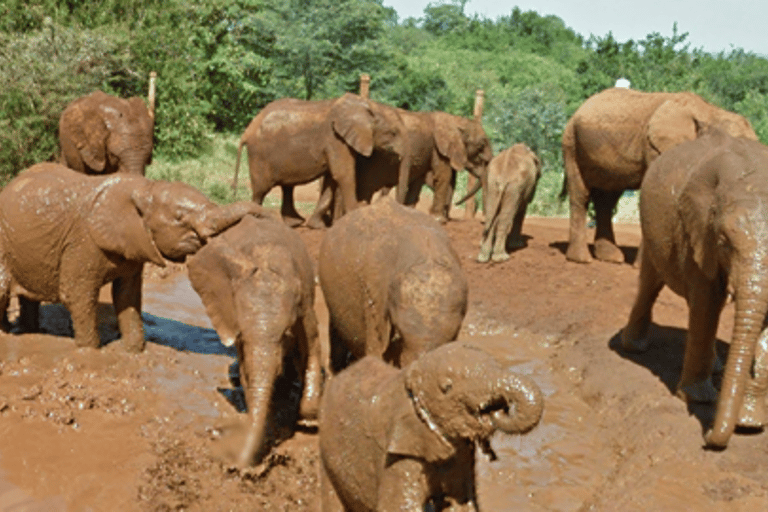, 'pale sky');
383,0,768,56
